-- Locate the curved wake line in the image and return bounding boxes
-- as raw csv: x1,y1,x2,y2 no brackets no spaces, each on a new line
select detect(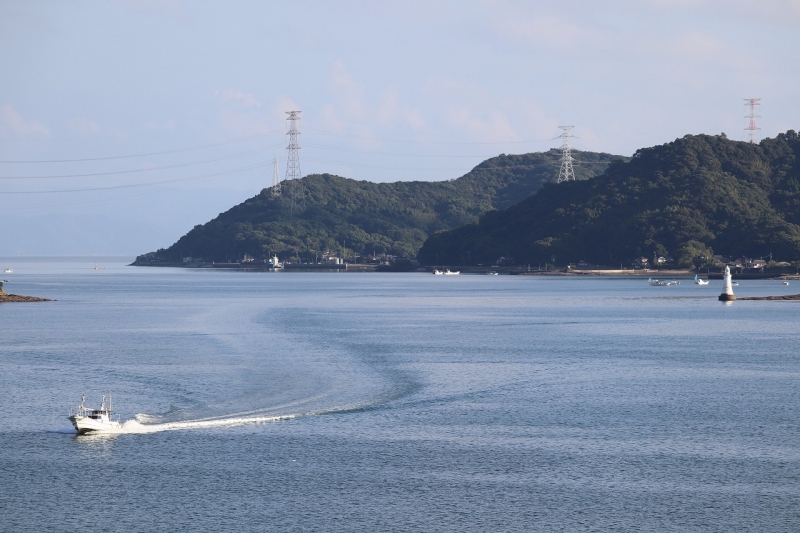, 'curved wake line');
121,412,299,434
49,399,379,436
49,379,413,437
47,413,299,436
